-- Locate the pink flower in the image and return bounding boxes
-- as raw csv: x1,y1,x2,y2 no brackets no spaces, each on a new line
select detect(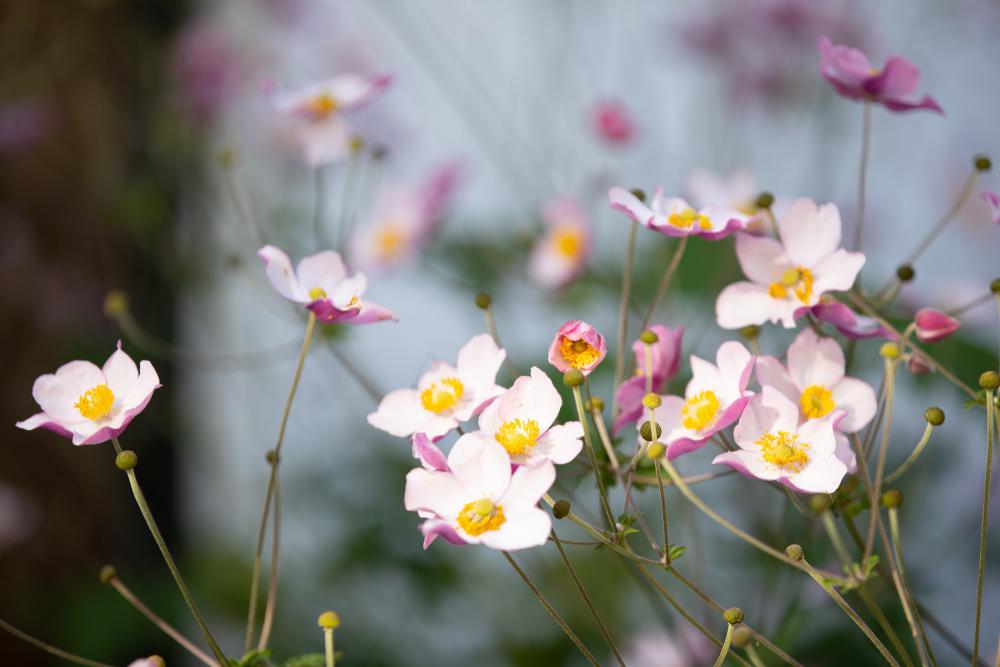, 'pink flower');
914,308,960,343
412,432,449,472
478,367,583,466
589,99,635,146
16,343,160,446
686,168,758,213
257,245,395,325
272,73,391,167
404,433,555,550
609,187,750,240
368,334,507,440
528,196,591,290
643,341,755,459
714,386,847,493
128,658,164,667
613,324,684,434
818,36,943,114
715,198,865,329
811,301,890,339
981,191,1000,224
547,320,606,376
350,163,461,270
